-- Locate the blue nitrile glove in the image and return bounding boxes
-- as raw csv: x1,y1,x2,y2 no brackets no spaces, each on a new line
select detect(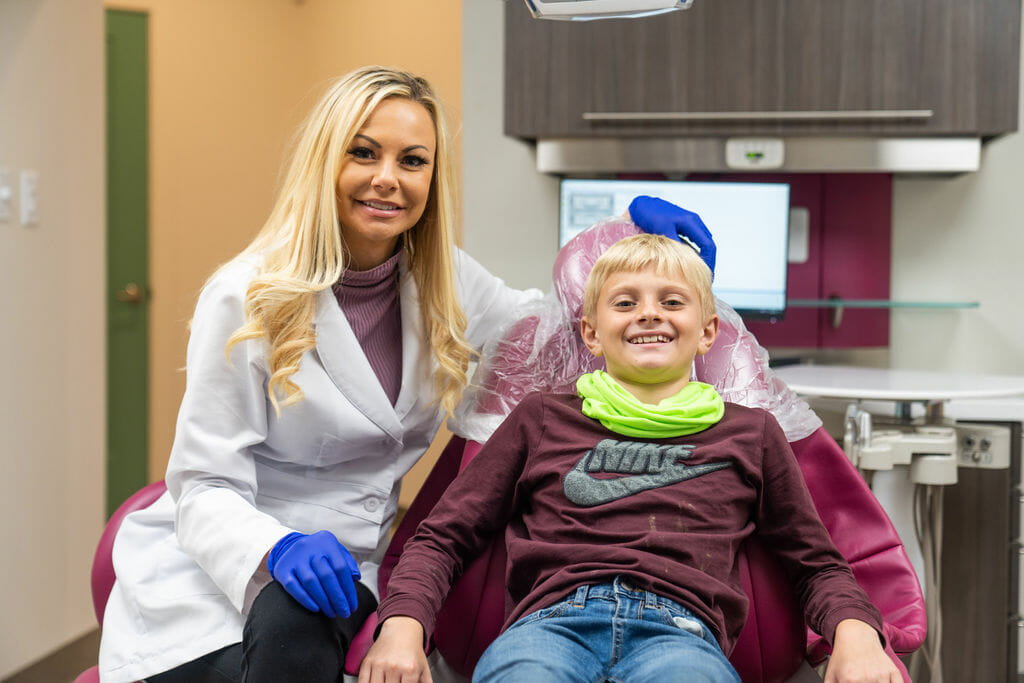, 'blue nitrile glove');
629,195,717,276
267,530,361,619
